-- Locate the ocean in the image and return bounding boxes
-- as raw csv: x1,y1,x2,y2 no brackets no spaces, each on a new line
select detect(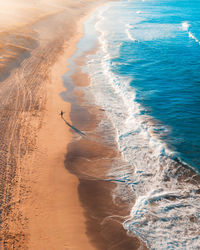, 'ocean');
64,0,200,249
